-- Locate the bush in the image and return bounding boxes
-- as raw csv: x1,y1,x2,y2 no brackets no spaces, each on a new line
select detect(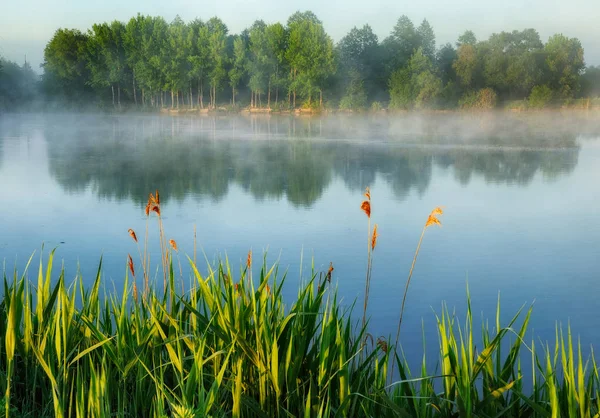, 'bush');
459,88,497,110
339,78,367,111
528,85,554,109
370,101,383,112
